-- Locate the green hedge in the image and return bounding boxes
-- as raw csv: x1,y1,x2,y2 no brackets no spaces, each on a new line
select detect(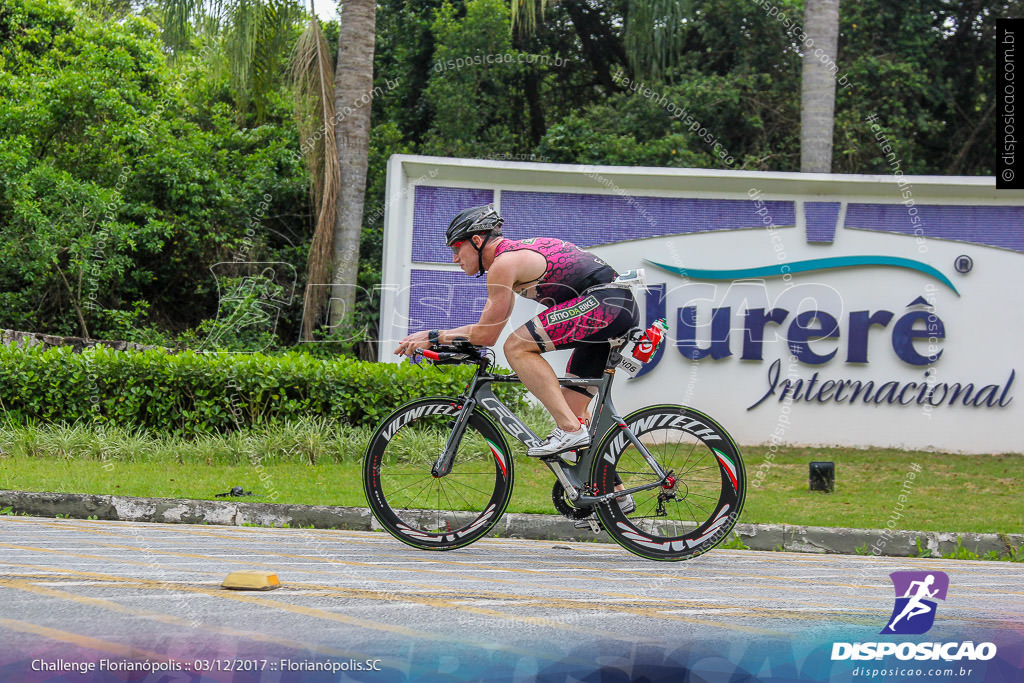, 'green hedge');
0,345,522,436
